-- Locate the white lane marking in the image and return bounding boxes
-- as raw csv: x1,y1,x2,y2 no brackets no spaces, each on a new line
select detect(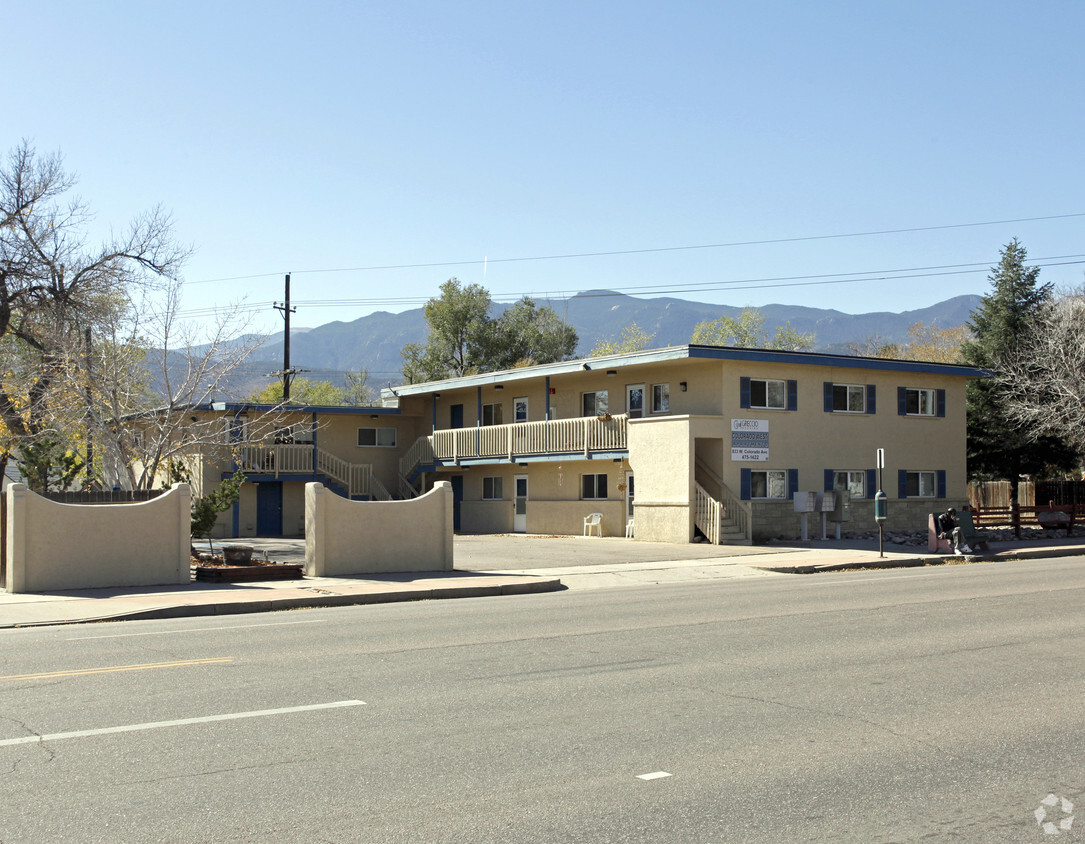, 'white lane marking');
636,771,672,780
66,620,324,640
0,700,366,747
